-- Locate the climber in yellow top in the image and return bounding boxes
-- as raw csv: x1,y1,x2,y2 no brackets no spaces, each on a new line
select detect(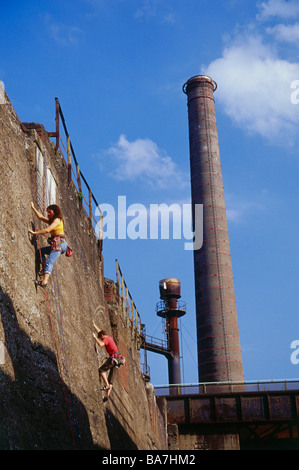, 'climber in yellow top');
28,202,68,288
